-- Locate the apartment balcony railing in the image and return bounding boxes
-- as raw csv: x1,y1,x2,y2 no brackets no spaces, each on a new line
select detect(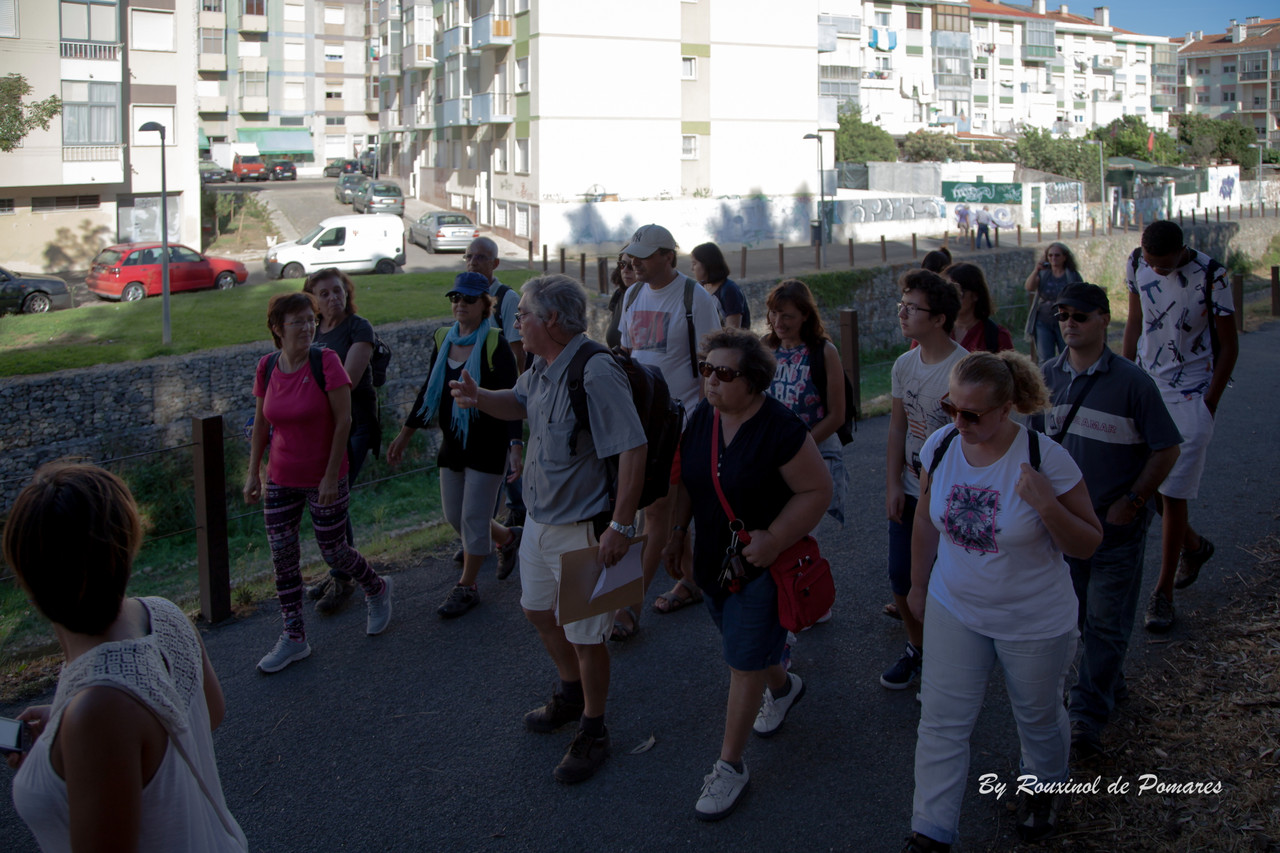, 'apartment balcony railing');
198,96,228,113
403,42,434,69
473,14,513,49
62,145,122,162
1270,130,1280,143
198,53,226,72
1239,70,1268,80
1022,44,1054,63
1272,98,1280,109
472,92,512,123
238,14,267,33
239,95,269,113
443,25,470,56
442,97,471,127
1092,55,1121,72
1151,93,1177,111
379,51,402,77
60,41,120,61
